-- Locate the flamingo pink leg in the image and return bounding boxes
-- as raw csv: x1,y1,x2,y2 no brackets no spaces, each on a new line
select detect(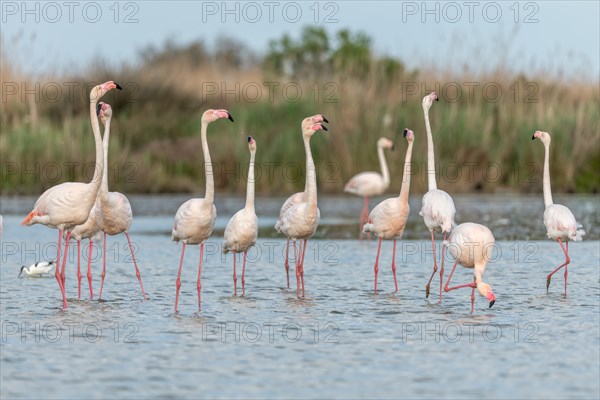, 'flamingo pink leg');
242,251,247,296
425,231,438,298
546,239,570,296
77,240,82,299
197,243,204,311
284,238,290,288
61,231,71,287
439,232,447,303
125,232,147,300
99,232,107,299
233,253,238,296
55,229,68,309
174,243,186,313
373,237,383,293
293,240,300,297
444,260,477,312
299,239,307,297
391,239,398,292
87,239,94,299
359,197,370,240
